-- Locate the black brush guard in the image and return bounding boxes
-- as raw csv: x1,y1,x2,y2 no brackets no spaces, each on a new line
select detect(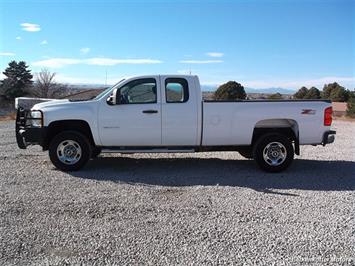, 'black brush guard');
15,108,45,149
